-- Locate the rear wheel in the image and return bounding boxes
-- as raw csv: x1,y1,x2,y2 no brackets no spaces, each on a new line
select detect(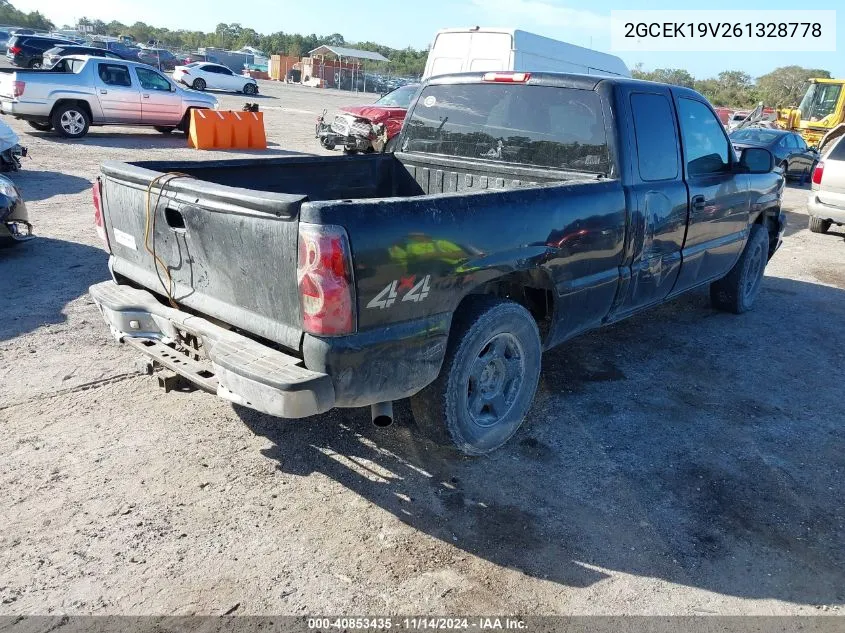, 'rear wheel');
410,297,542,455
809,216,832,234
710,224,769,314
192,78,206,91
27,121,52,132
51,104,90,139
